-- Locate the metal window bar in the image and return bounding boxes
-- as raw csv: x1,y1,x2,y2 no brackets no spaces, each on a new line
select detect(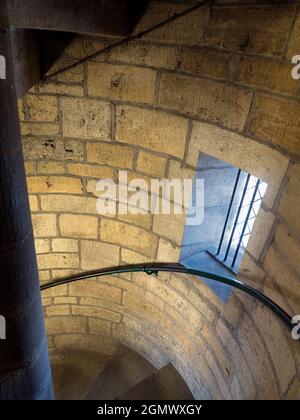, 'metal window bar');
231,178,261,268
223,173,251,263
216,168,241,257
215,170,267,273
